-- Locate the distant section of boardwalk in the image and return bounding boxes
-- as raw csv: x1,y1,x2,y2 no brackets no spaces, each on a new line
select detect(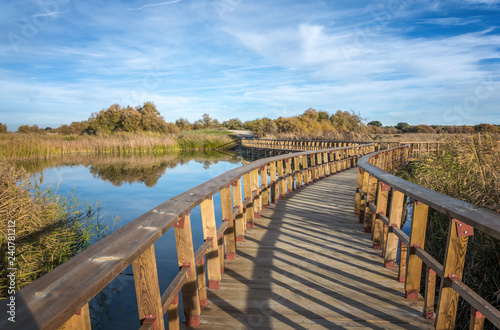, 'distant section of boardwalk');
187,168,433,329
